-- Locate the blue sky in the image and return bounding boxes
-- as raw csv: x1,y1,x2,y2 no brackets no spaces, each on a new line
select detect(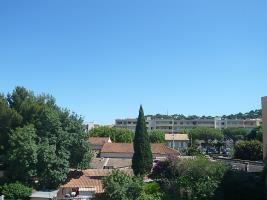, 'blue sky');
0,0,267,124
